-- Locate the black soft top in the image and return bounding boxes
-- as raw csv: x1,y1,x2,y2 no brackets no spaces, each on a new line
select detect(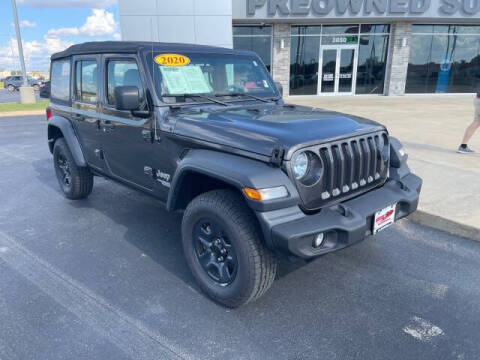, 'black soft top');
51,41,255,60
